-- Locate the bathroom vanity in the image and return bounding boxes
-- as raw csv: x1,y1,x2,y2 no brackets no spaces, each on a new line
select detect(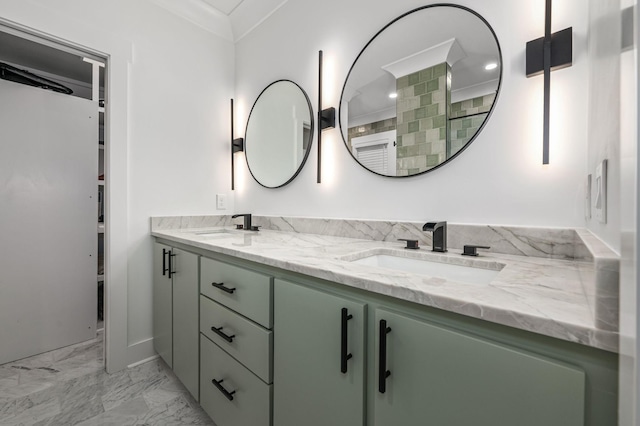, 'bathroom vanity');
151,217,618,426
